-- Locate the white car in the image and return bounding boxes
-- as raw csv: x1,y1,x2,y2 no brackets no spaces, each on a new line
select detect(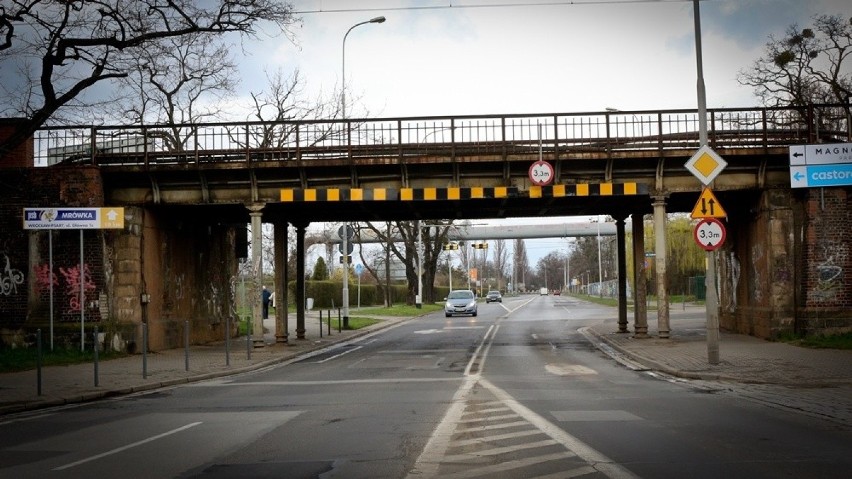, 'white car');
444,290,478,317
